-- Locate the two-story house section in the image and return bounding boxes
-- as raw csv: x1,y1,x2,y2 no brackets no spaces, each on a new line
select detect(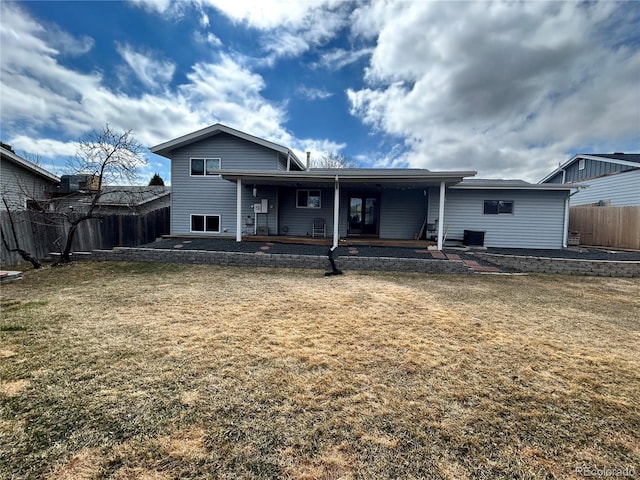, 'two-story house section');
540,153,640,206
151,124,305,237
